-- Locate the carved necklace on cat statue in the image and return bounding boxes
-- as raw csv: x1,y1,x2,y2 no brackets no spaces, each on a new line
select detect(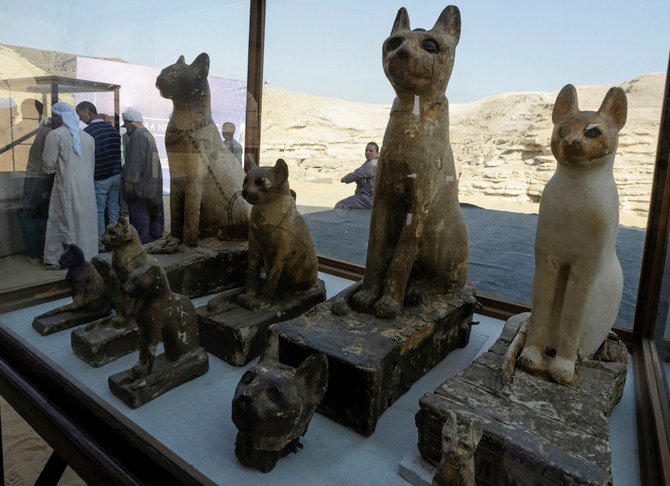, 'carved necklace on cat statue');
349,5,469,320
152,53,250,254
517,84,627,385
